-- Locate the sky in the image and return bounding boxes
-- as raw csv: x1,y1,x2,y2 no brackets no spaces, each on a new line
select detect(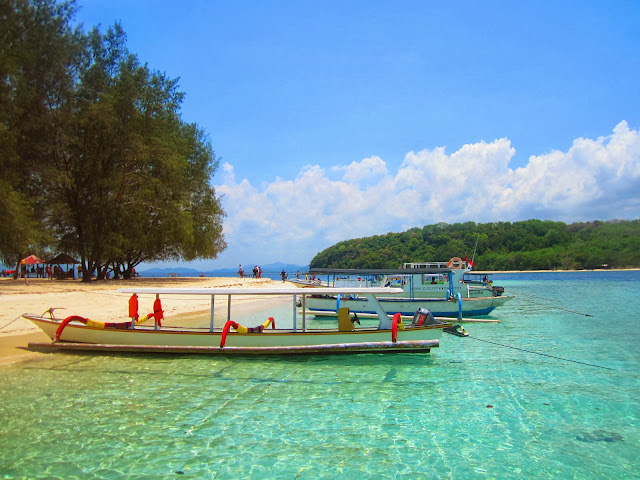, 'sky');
73,0,640,270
